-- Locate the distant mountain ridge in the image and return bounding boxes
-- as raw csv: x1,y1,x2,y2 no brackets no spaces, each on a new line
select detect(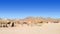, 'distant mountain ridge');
0,16,60,27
